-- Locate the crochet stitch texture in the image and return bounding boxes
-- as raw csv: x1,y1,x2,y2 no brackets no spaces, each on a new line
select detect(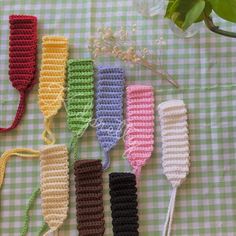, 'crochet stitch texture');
40,144,69,235
0,15,37,132
158,100,190,188
67,59,94,136
96,66,125,169
74,160,105,236
67,59,94,160
158,100,190,236
125,85,155,178
38,36,68,144
109,173,139,236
